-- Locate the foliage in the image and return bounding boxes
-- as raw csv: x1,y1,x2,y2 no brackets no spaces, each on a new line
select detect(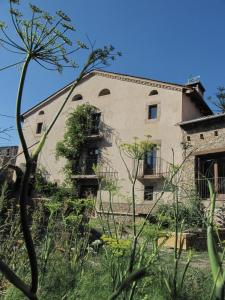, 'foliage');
34,167,58,197
56,103,96,160
56,103,97,183
155,198,206,230
0,179,218,300
208,87,225,112
0,0,120,297
120,136,155,161
207,180,225,300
